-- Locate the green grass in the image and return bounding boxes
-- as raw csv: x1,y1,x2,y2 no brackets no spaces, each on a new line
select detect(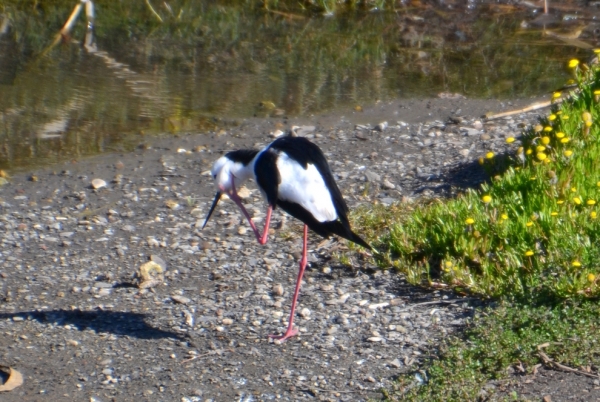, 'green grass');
349,56,600,399
386,301,600,401
358,60,600,302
